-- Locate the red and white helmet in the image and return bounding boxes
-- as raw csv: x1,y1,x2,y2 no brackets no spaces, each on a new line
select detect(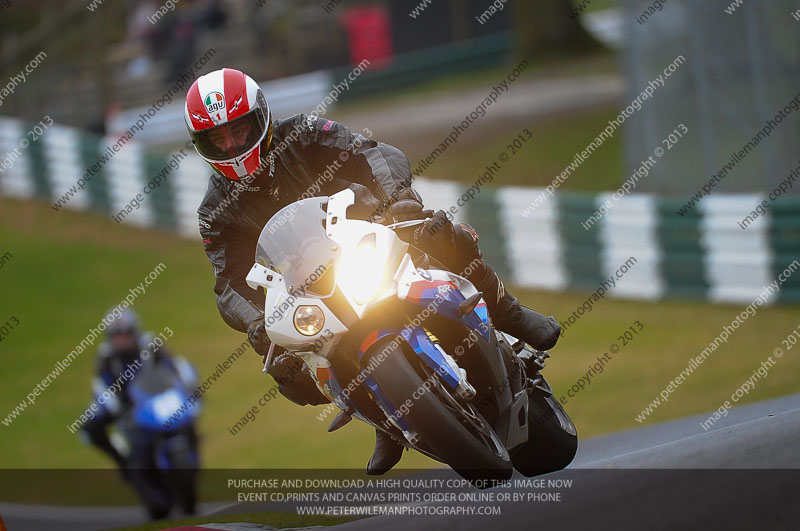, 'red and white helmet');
185,68,273,181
